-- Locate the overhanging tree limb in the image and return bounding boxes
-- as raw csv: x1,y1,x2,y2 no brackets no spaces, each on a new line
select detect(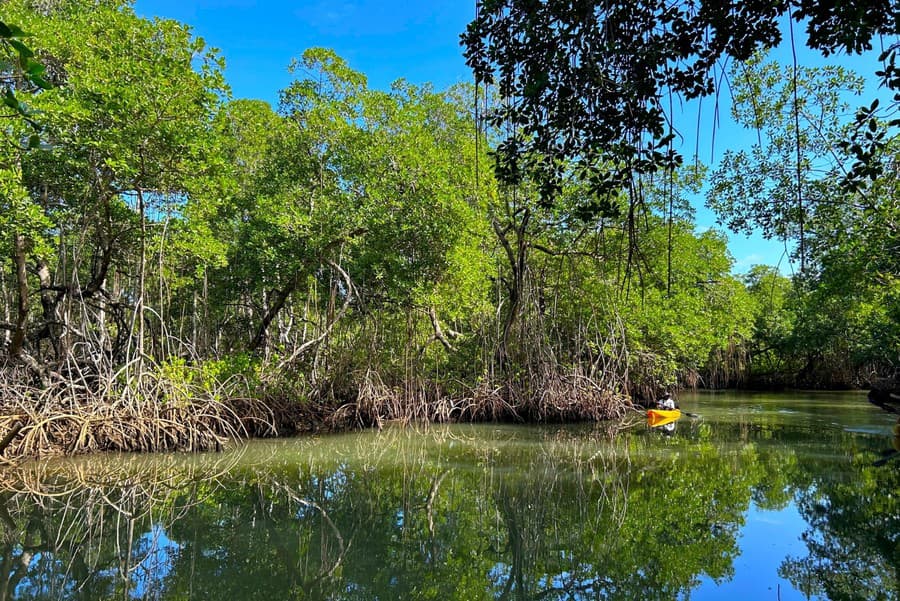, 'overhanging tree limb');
462,0,899,204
